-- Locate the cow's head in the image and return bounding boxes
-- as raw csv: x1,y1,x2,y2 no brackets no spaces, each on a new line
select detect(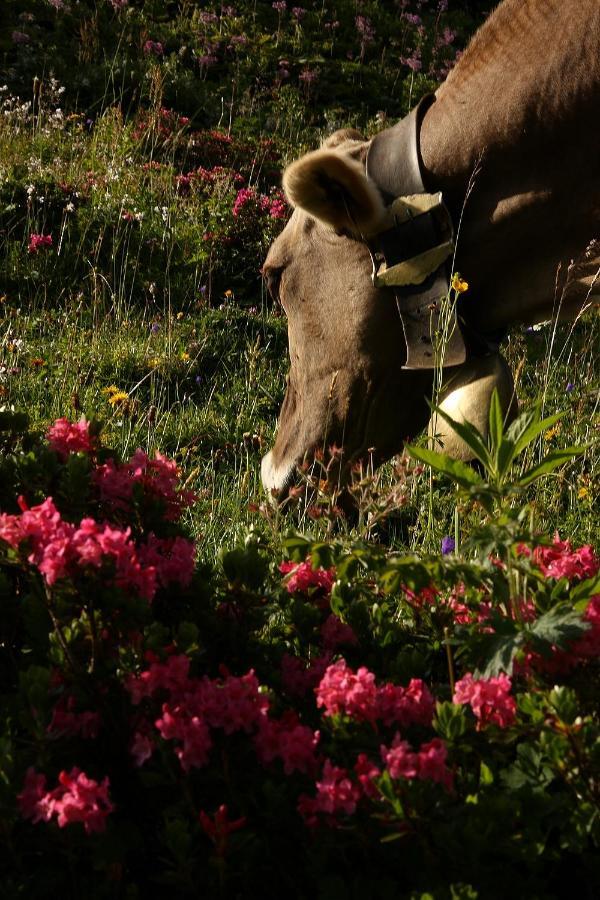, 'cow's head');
260,128,517,499
260,129,434,498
